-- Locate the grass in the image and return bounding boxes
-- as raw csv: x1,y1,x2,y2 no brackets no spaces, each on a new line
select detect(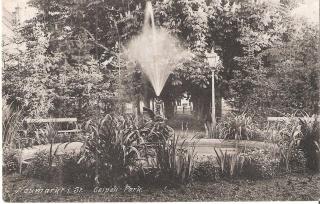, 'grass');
3,173,320,202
